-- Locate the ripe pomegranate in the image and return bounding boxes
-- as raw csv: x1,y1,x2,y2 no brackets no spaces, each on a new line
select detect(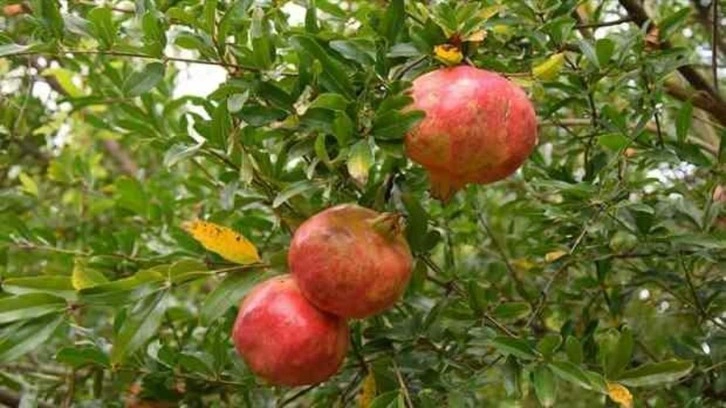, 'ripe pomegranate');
405,65,538,201
232,275,348,386
289,204,413,319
